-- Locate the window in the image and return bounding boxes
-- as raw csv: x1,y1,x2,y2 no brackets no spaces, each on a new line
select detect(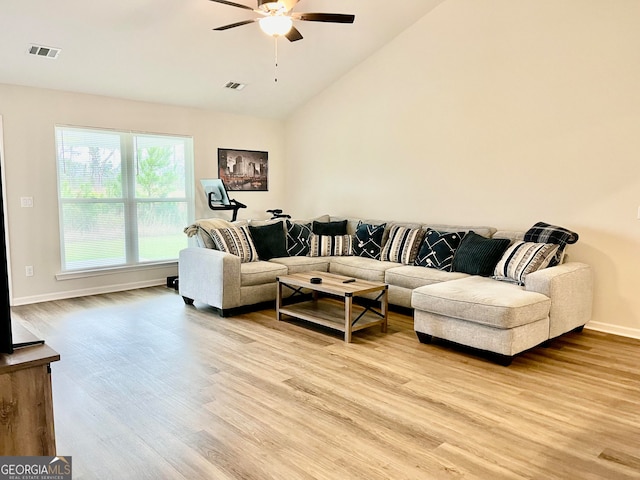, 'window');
55,126,194,272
